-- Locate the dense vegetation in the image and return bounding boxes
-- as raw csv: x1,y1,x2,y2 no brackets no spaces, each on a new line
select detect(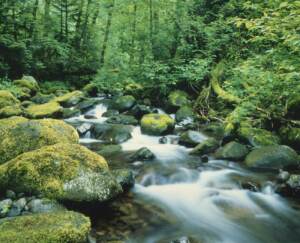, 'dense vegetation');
1,0,299,133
